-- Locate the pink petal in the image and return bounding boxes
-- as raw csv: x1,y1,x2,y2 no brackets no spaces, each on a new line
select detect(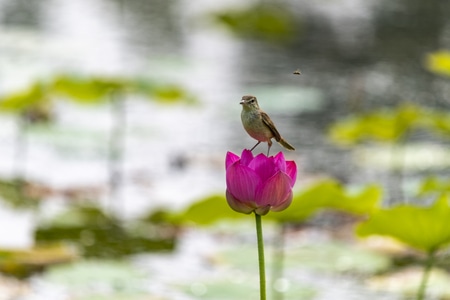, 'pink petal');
285,161,297,187
271,191,293,212
240,149,254,166
248,153,276,183
225,152,240,169
226,190,255,214
226,163,261,203
256,172,292,208
273,152,286,173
